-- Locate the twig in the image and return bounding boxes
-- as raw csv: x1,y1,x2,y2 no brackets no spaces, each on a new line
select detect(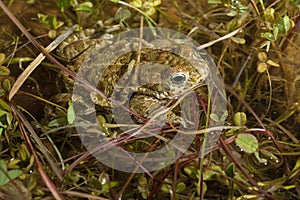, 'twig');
232,49,254,87
175,11,249,57
10,104,65,200
9,25,78,100
197,23,250,50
